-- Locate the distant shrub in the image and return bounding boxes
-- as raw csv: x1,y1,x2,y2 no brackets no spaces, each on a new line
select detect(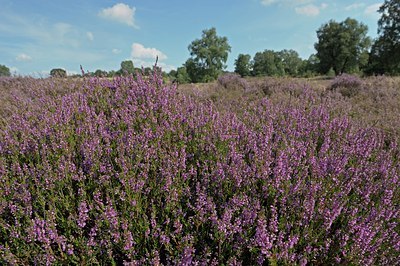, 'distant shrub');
217,73,251,91
50,68,67,78
329,73,364,97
